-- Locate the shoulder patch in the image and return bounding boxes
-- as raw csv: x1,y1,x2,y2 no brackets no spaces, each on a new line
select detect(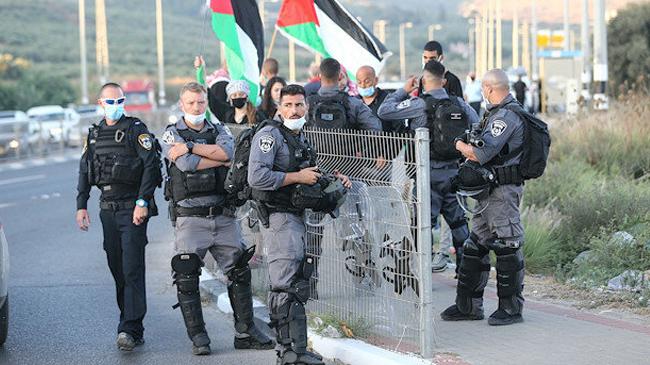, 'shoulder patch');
138,134,153,150
397,99,411,109
491,120,507,137
162,130,175,145
259,135,275,153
